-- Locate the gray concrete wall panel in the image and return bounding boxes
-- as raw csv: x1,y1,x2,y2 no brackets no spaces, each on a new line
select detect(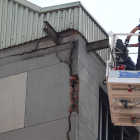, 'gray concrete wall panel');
79,35,105,72
0,53,60,79
0,116,76,140
78,37,107,93
0,41,73,66
0,32,77,60
0,39,43,59
77,116,96,140
71,59,78,75
25,63,71,126
0,31,110,139
75,35,108,139
0,73,27,133
71,41,78,60
57,49,72,65
78,68,99,139
60,34,79,44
